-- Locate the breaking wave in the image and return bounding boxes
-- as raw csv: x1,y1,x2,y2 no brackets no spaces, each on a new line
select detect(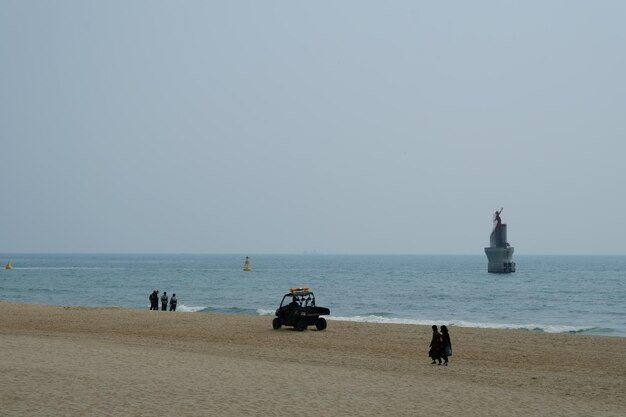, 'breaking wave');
327,315,600,334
